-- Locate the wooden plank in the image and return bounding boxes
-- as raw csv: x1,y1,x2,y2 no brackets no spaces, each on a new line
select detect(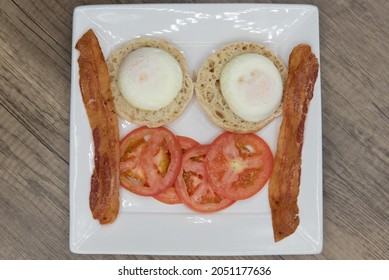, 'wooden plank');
1,1,71,163
0,105,69,259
